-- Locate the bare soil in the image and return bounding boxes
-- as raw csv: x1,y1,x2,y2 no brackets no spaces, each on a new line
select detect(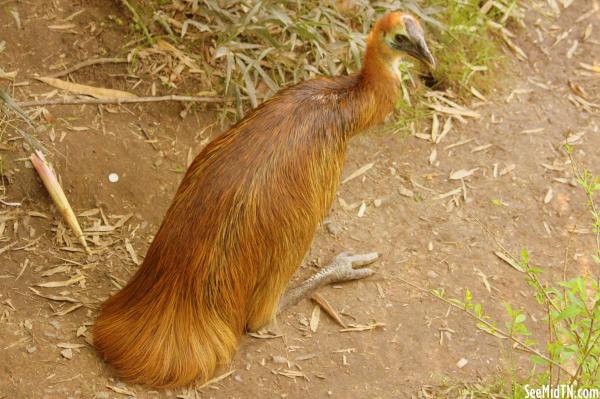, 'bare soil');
1,1,599,398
